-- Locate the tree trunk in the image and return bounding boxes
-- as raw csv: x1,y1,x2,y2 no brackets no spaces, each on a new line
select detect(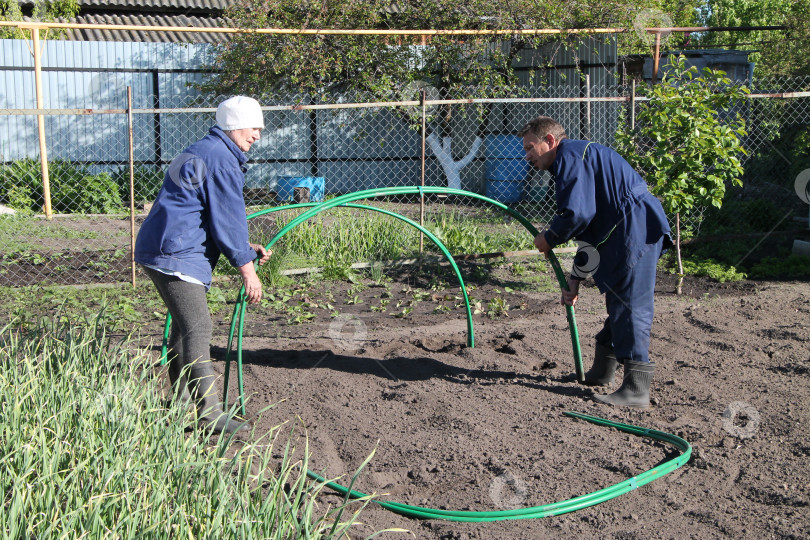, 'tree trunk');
675,212,684,295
